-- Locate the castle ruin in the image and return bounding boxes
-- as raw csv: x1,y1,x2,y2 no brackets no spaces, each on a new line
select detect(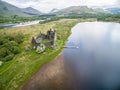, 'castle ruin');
31,29,56,52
